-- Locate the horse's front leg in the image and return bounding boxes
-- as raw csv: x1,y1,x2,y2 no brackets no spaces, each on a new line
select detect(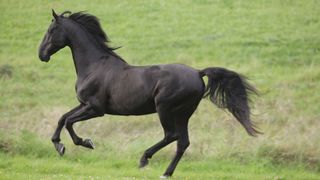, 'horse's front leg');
51,105,82,156
64,103,102,150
